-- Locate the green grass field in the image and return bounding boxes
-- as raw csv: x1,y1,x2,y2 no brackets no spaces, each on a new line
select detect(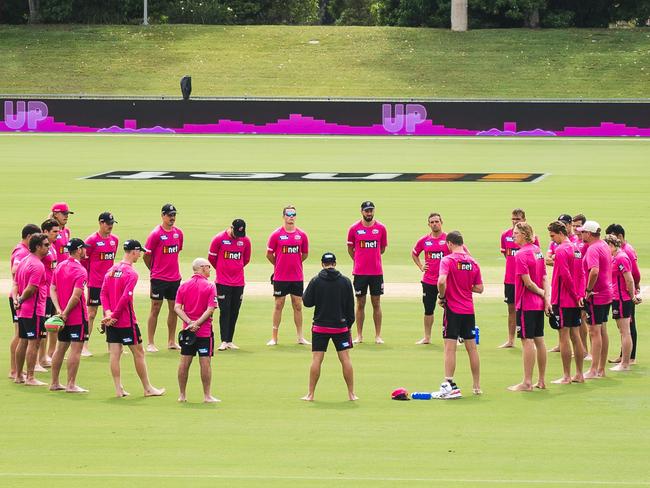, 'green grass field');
1,25,650,98
1,133,649,487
